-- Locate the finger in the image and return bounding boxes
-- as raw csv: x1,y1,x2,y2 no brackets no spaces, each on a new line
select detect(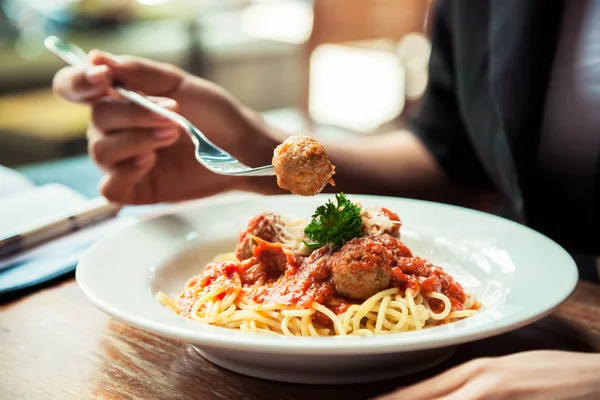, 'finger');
53,65,112,103
89,50,184,96
91,96,179,132
99,153,156,204
439,376,498,400
88,125,179,170
375,360,489,400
